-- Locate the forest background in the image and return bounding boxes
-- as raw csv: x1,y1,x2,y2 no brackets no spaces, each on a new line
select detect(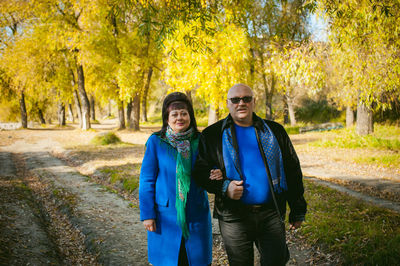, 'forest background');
1,0,400,134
